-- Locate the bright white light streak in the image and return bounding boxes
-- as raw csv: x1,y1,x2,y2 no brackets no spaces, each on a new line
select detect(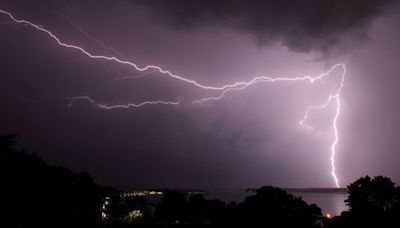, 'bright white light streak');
1,9,345,187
